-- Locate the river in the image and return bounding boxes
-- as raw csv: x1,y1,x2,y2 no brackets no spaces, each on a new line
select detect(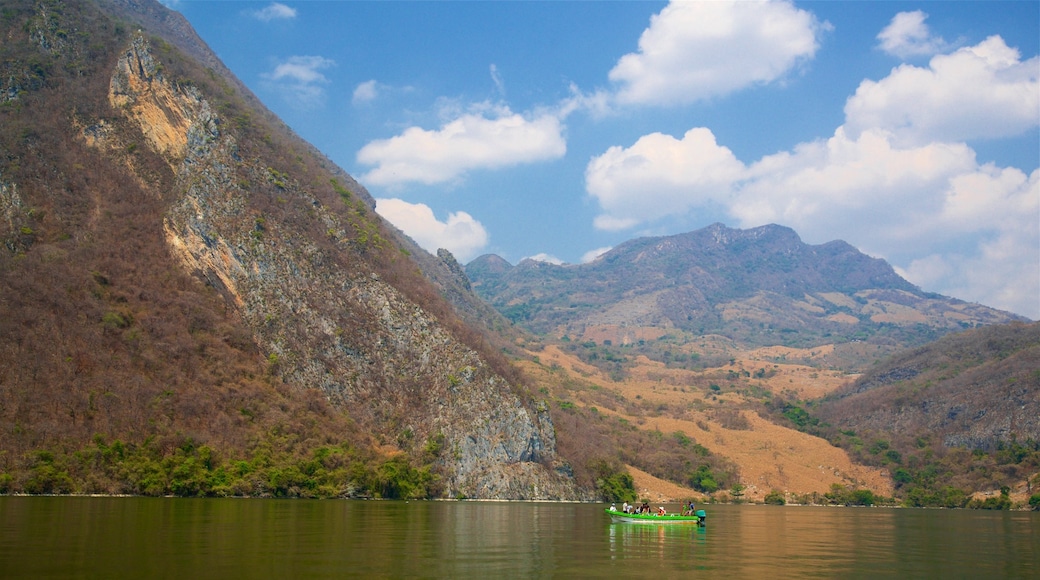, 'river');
1,498,1037,578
